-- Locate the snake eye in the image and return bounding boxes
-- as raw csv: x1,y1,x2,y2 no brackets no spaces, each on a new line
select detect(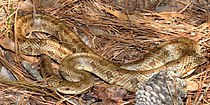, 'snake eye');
64,87,70,91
